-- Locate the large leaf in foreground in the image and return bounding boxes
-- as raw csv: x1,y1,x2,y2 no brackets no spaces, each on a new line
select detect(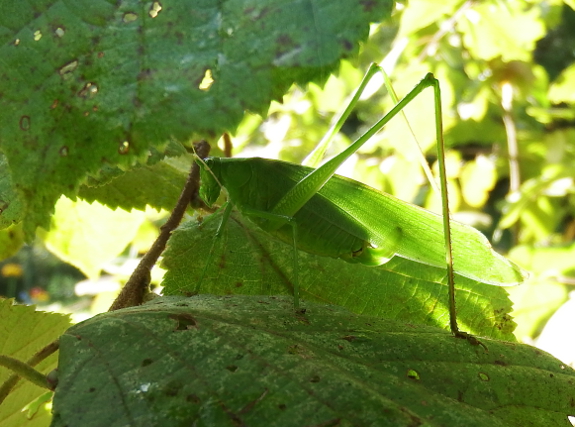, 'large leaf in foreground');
162,210,517,341
51,295,575,427
0,0,391,234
